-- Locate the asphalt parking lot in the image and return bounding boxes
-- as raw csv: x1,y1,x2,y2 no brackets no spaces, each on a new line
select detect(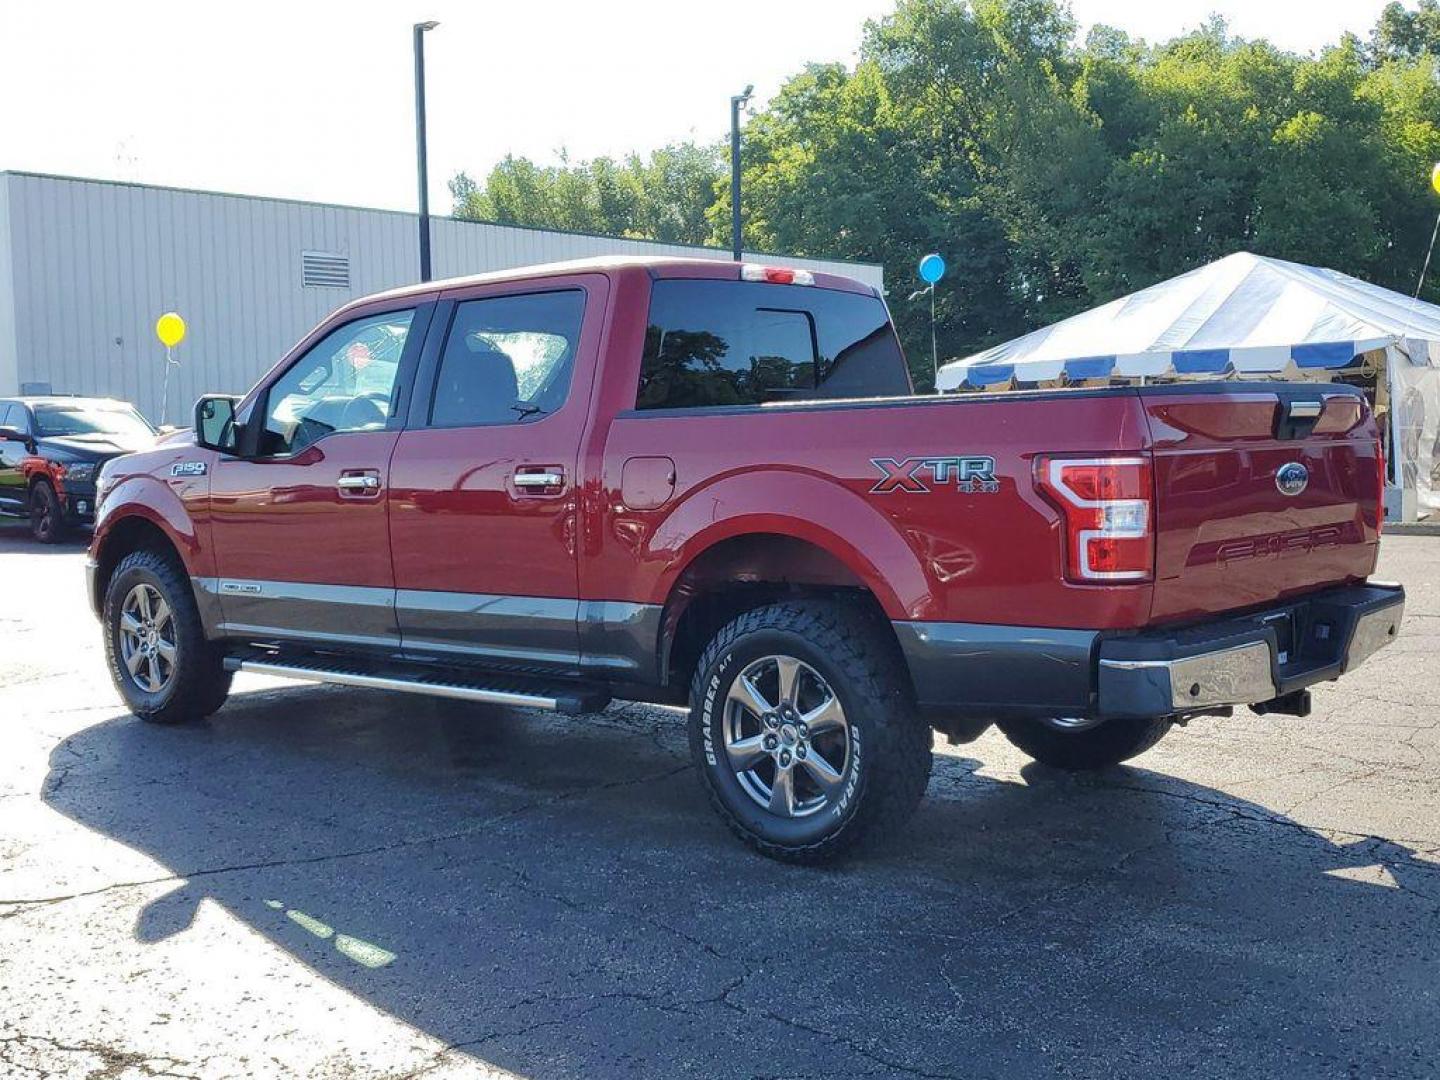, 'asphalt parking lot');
2,527,1438,1079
